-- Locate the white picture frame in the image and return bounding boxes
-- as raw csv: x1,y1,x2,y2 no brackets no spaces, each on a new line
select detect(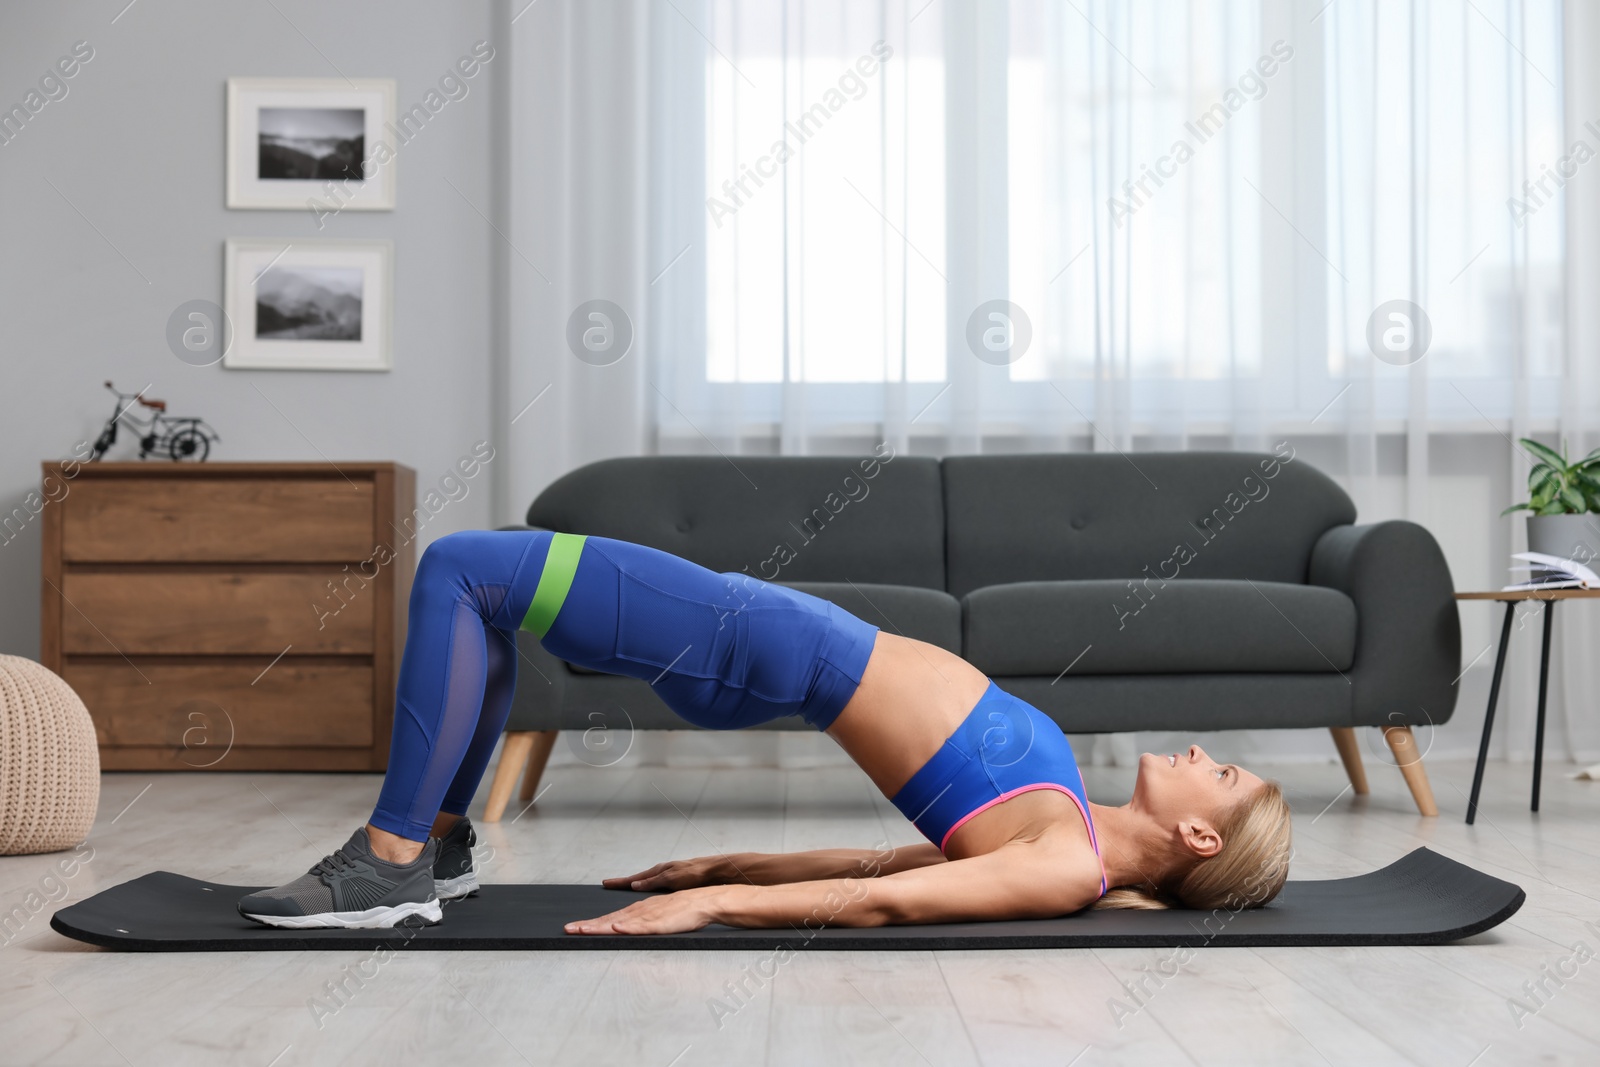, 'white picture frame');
223,238,394,371
226,77,397,211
